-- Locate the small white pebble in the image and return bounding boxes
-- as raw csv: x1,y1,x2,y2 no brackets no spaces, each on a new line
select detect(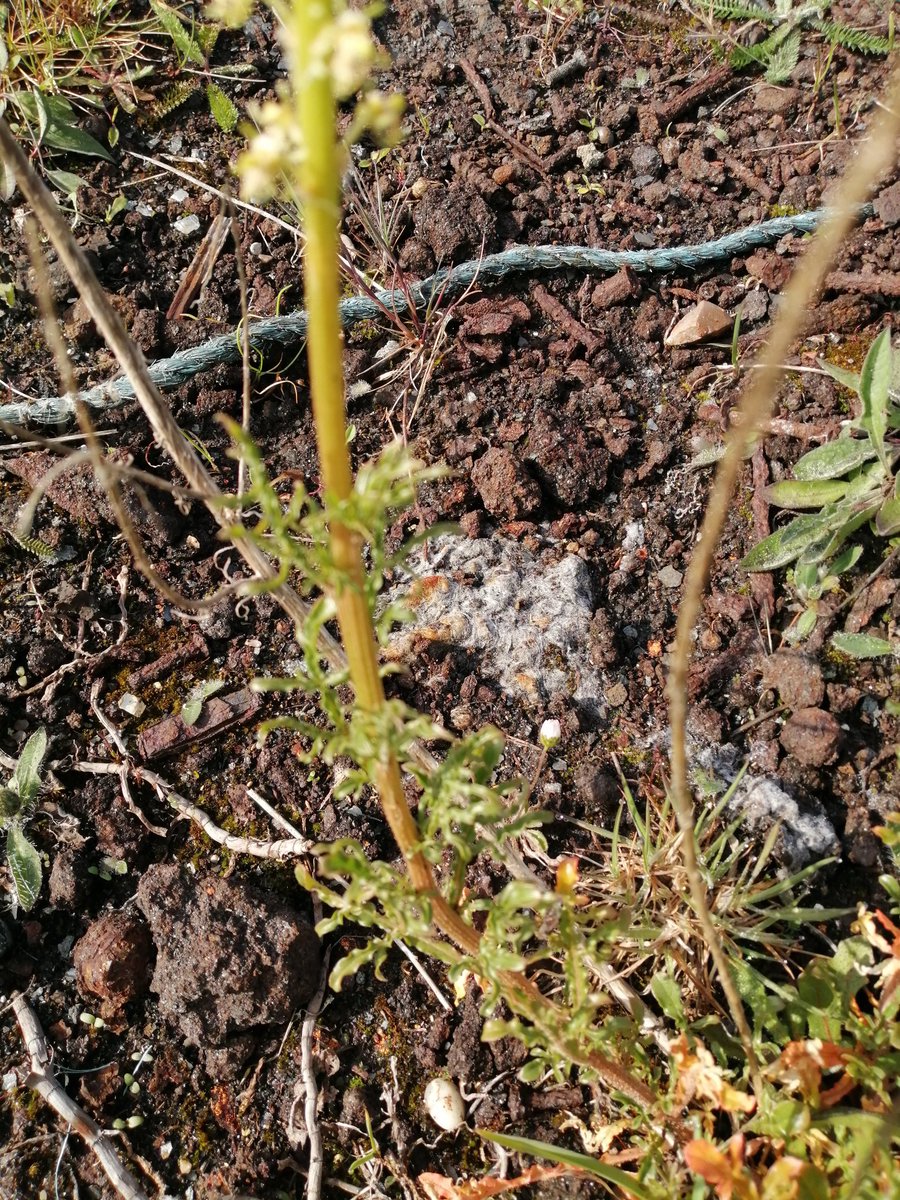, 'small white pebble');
118,692,145,718
423,1077,465,1132
174,214,200,236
